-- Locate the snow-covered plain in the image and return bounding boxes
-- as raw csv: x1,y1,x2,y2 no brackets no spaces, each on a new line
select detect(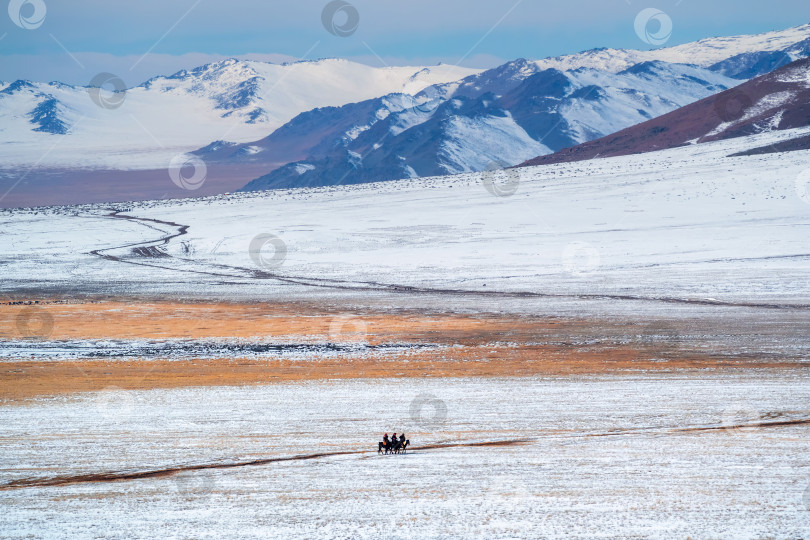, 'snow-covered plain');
2,126,810,538
3,127,808,318
1,375,808,538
